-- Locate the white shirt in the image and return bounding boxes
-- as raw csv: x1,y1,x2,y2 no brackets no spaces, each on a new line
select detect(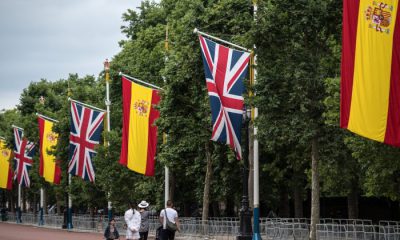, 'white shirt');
160,207,178,229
